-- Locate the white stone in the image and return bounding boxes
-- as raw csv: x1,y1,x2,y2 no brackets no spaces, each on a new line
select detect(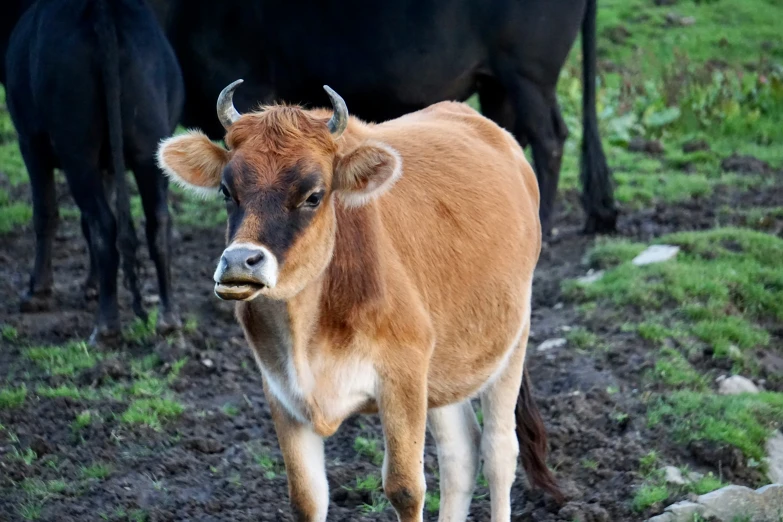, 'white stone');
201,358,214,368
718,375,759,395
577,269,605,284
663,500,703,520
536,338,567,352
632,245,680,266
765,432,783,484
553,302,564,310
663,466,686,485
